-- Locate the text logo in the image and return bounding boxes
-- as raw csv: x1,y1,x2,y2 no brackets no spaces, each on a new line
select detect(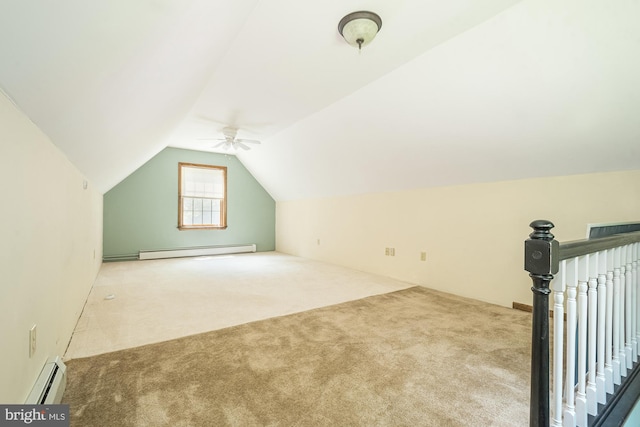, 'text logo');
0,405,69,427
